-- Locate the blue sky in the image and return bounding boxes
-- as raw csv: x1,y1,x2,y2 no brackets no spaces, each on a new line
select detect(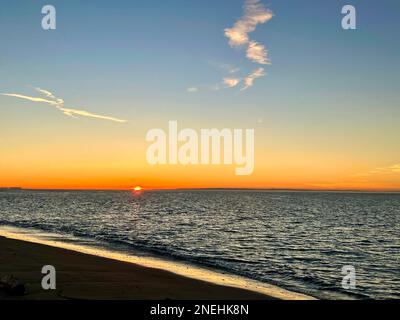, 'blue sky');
1,0,399,117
